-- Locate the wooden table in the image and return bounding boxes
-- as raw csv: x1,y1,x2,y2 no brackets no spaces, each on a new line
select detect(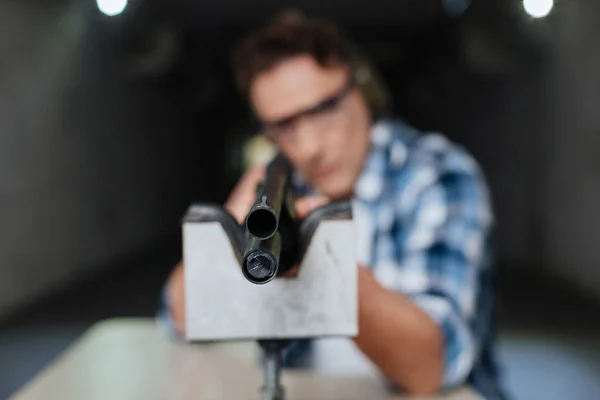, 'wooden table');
10,319,481,400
